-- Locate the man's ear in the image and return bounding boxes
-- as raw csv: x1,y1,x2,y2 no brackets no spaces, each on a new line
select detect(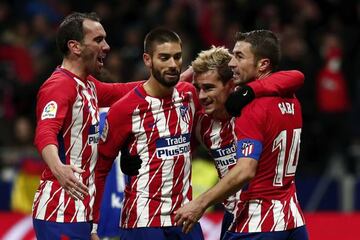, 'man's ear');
257,58,270,72
68,40,81,55
143,53,152,68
